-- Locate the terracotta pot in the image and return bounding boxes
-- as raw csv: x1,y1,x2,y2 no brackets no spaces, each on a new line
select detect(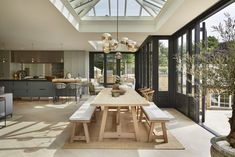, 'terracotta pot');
211,136,235,157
